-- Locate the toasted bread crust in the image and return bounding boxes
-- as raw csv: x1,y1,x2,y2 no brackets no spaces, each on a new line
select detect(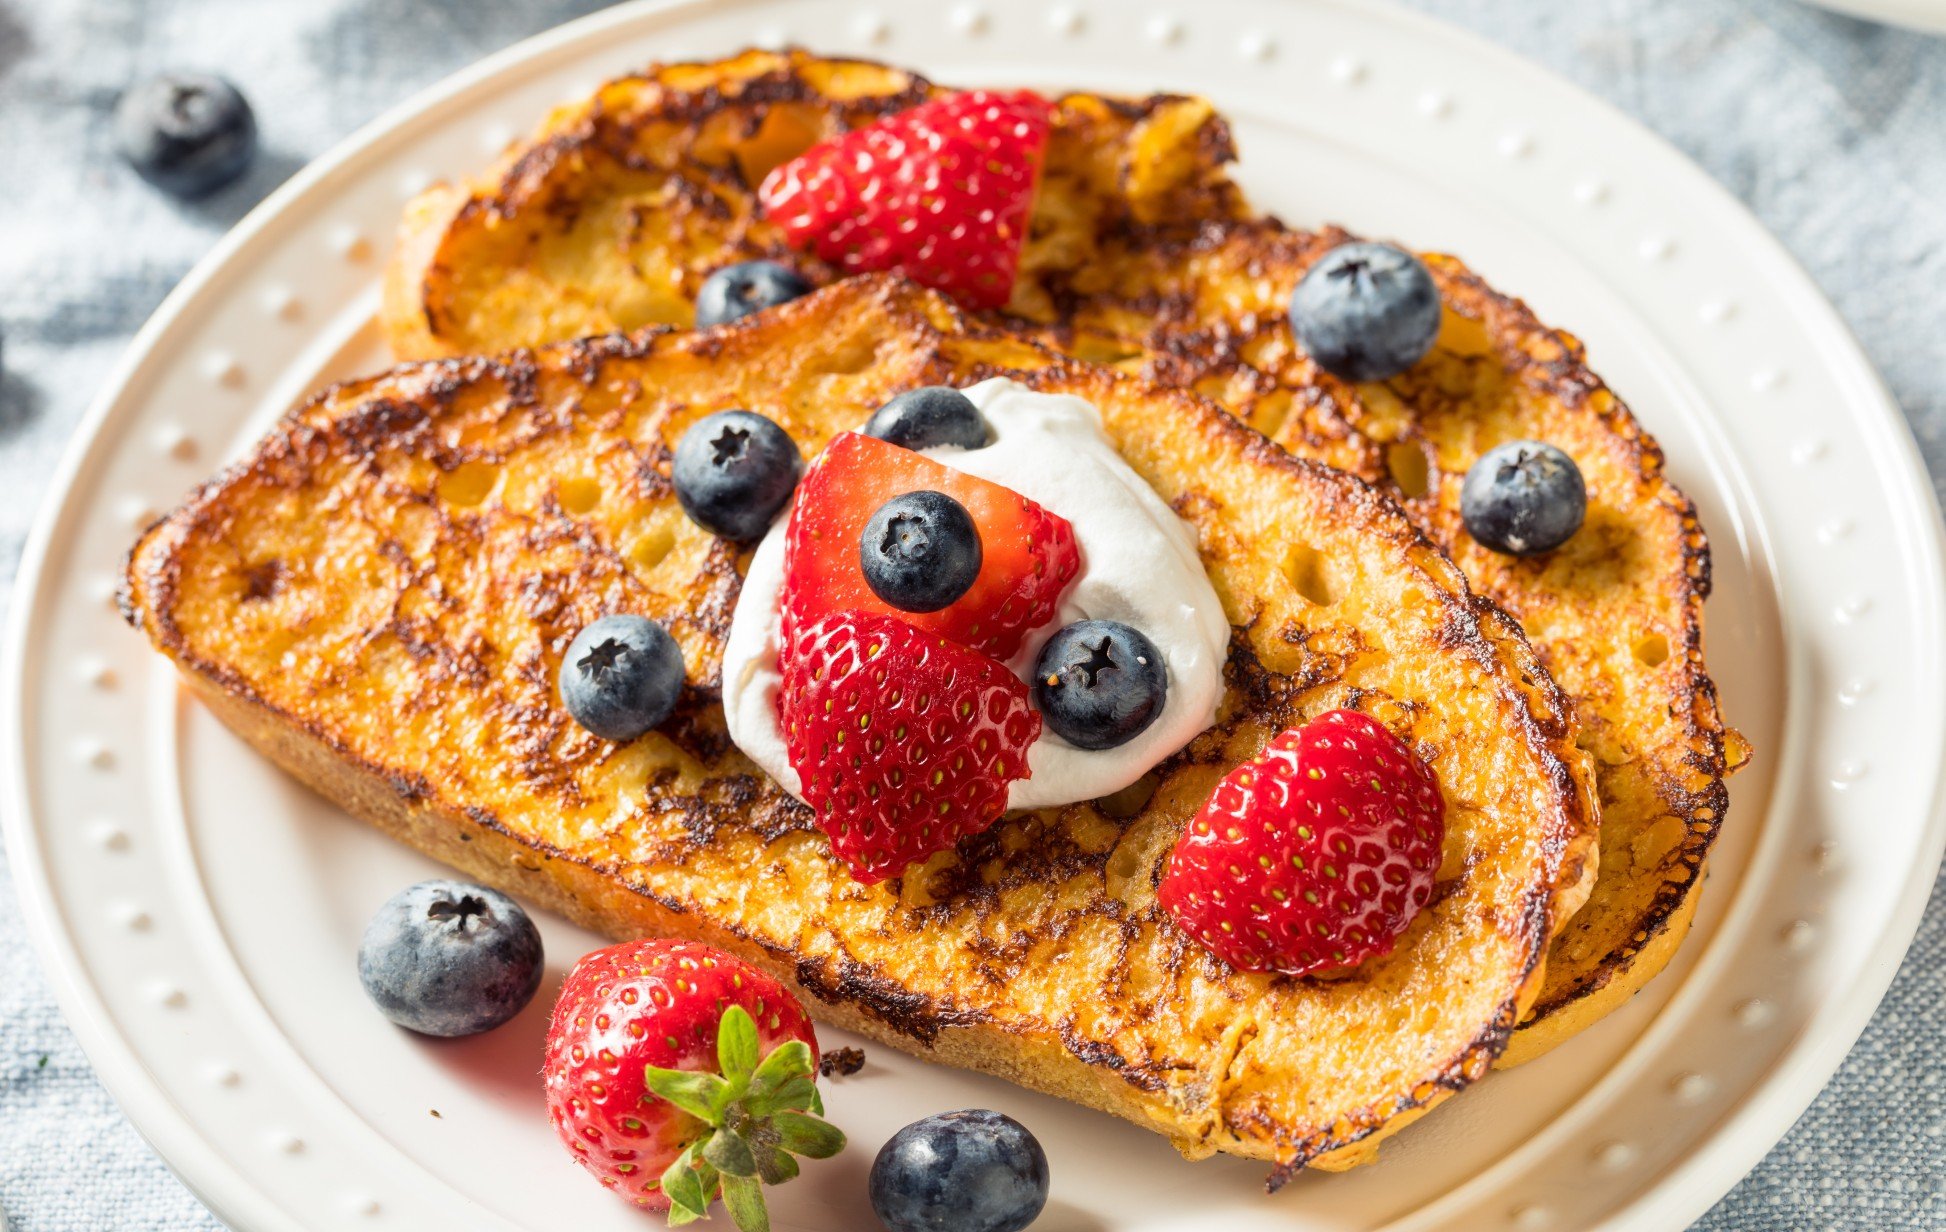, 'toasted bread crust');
1056,219,1735,1039
128,277,1594,1174
379,49,1736,1051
